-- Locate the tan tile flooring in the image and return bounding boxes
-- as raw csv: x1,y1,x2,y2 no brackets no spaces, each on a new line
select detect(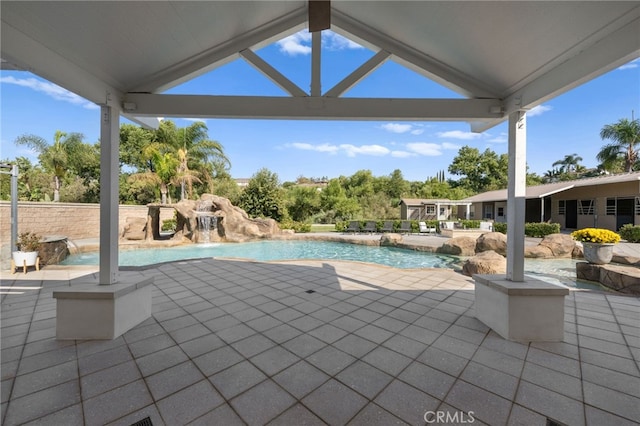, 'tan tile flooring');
1,255,639,425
